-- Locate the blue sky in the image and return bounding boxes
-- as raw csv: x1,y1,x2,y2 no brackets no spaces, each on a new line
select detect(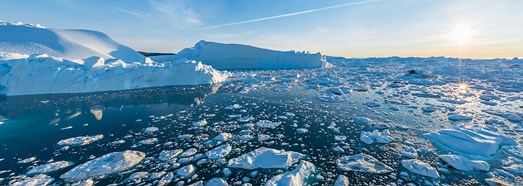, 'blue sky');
1,0,522,58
